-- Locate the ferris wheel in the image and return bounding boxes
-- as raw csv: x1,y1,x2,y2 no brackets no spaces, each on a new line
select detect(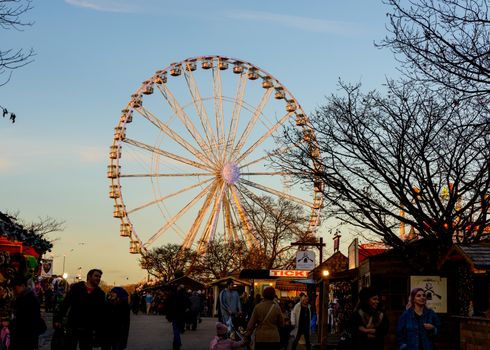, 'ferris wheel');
108,55,323,255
